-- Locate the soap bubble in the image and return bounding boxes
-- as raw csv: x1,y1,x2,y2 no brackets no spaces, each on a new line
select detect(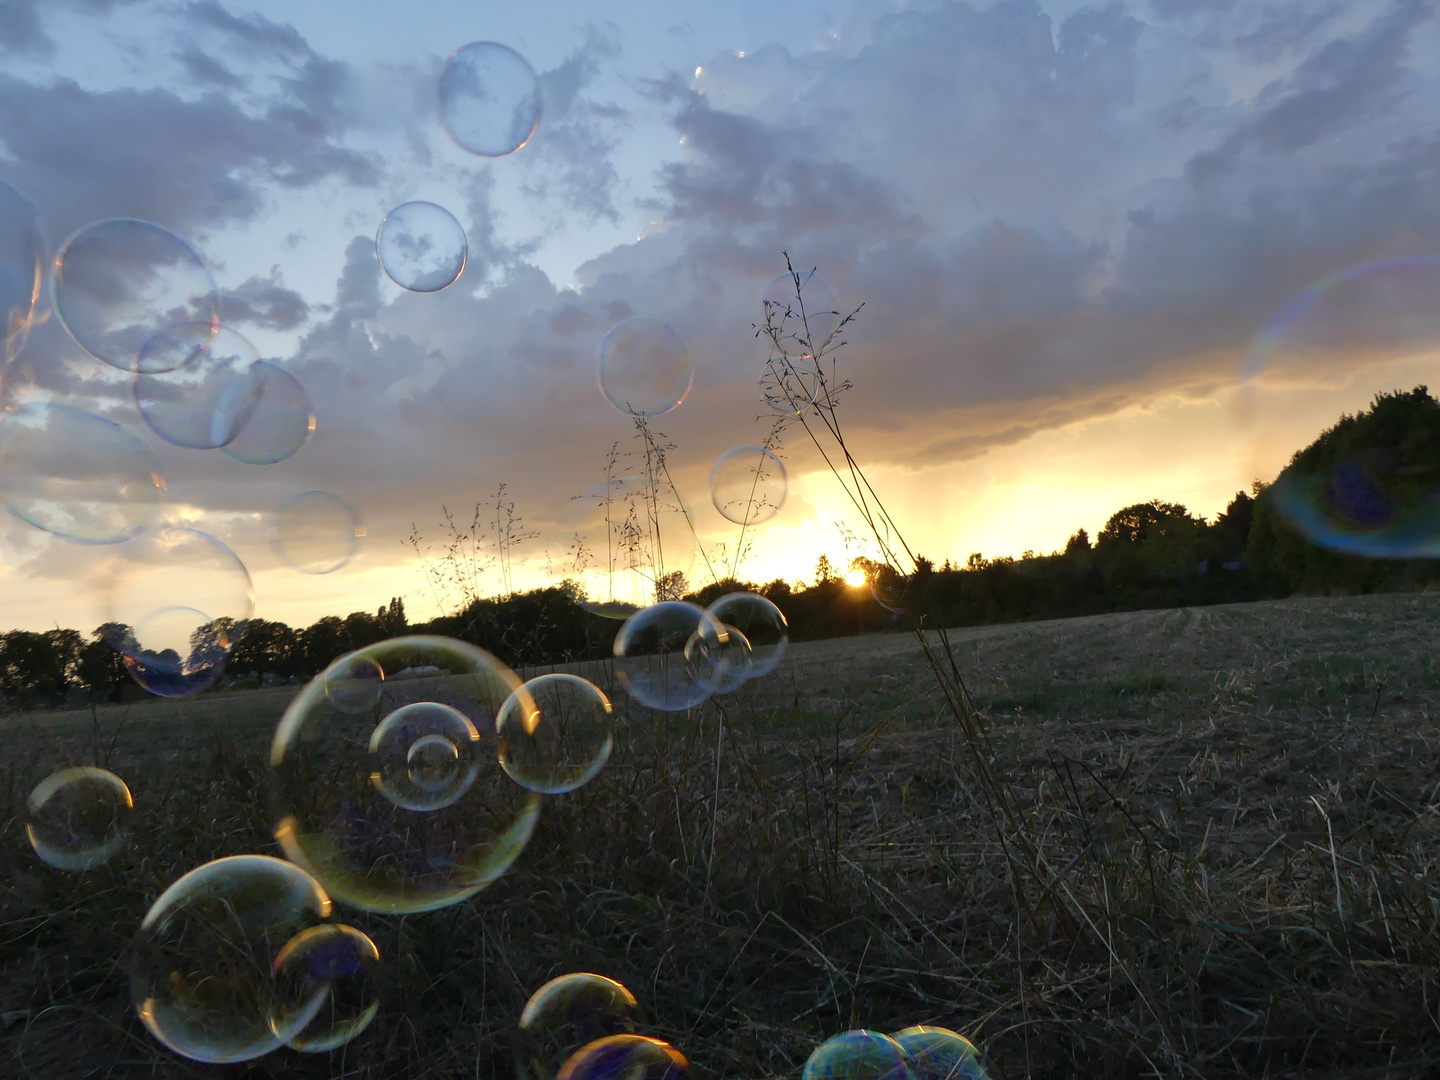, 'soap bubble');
0,177,43,352
102,526,254,698
710,445,787,525
271,635,542,914
598,319,692,417
52,219,218,372
369,701,481,812
1242,258,1440,558
130,855,332,1064
707,592,788,680
870,565,919,614
270,924,381,1053
761,269,841,356
613,602,727,712
133,324,263,449
581,600,639,620
760,352,824,415
222,362,315,464
275,490,363,574
515,973,643,1080
0,402,162,543
558,1035,689,1080
377,201,467,293
439,42,542,157
802,1031,911,1080
703,624,753,695
26,766,133,870
497,674,614,794
891,1027,988,1080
